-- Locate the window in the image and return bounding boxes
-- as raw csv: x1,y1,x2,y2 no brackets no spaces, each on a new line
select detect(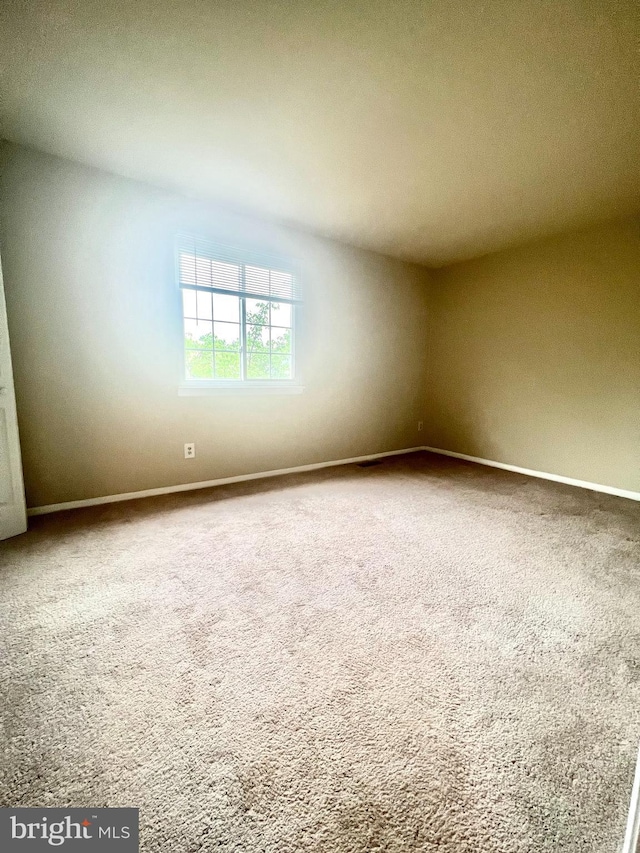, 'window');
177,235,302,392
